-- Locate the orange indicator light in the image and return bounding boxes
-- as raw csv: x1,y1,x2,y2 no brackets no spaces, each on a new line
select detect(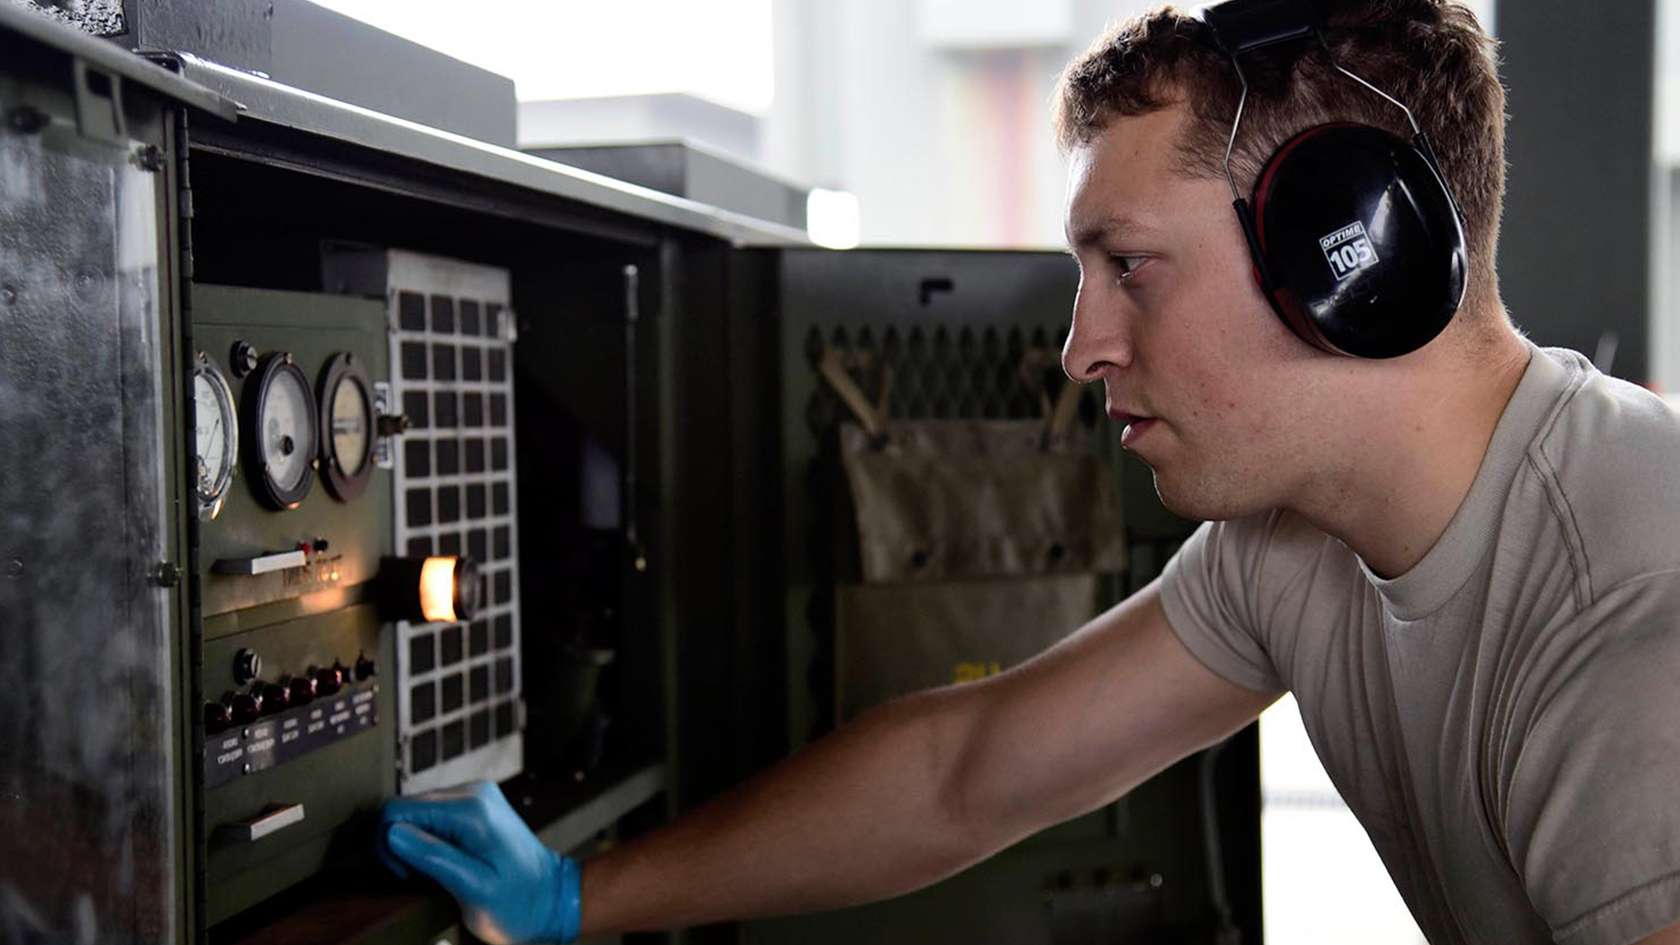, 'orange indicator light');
419,556,459,624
